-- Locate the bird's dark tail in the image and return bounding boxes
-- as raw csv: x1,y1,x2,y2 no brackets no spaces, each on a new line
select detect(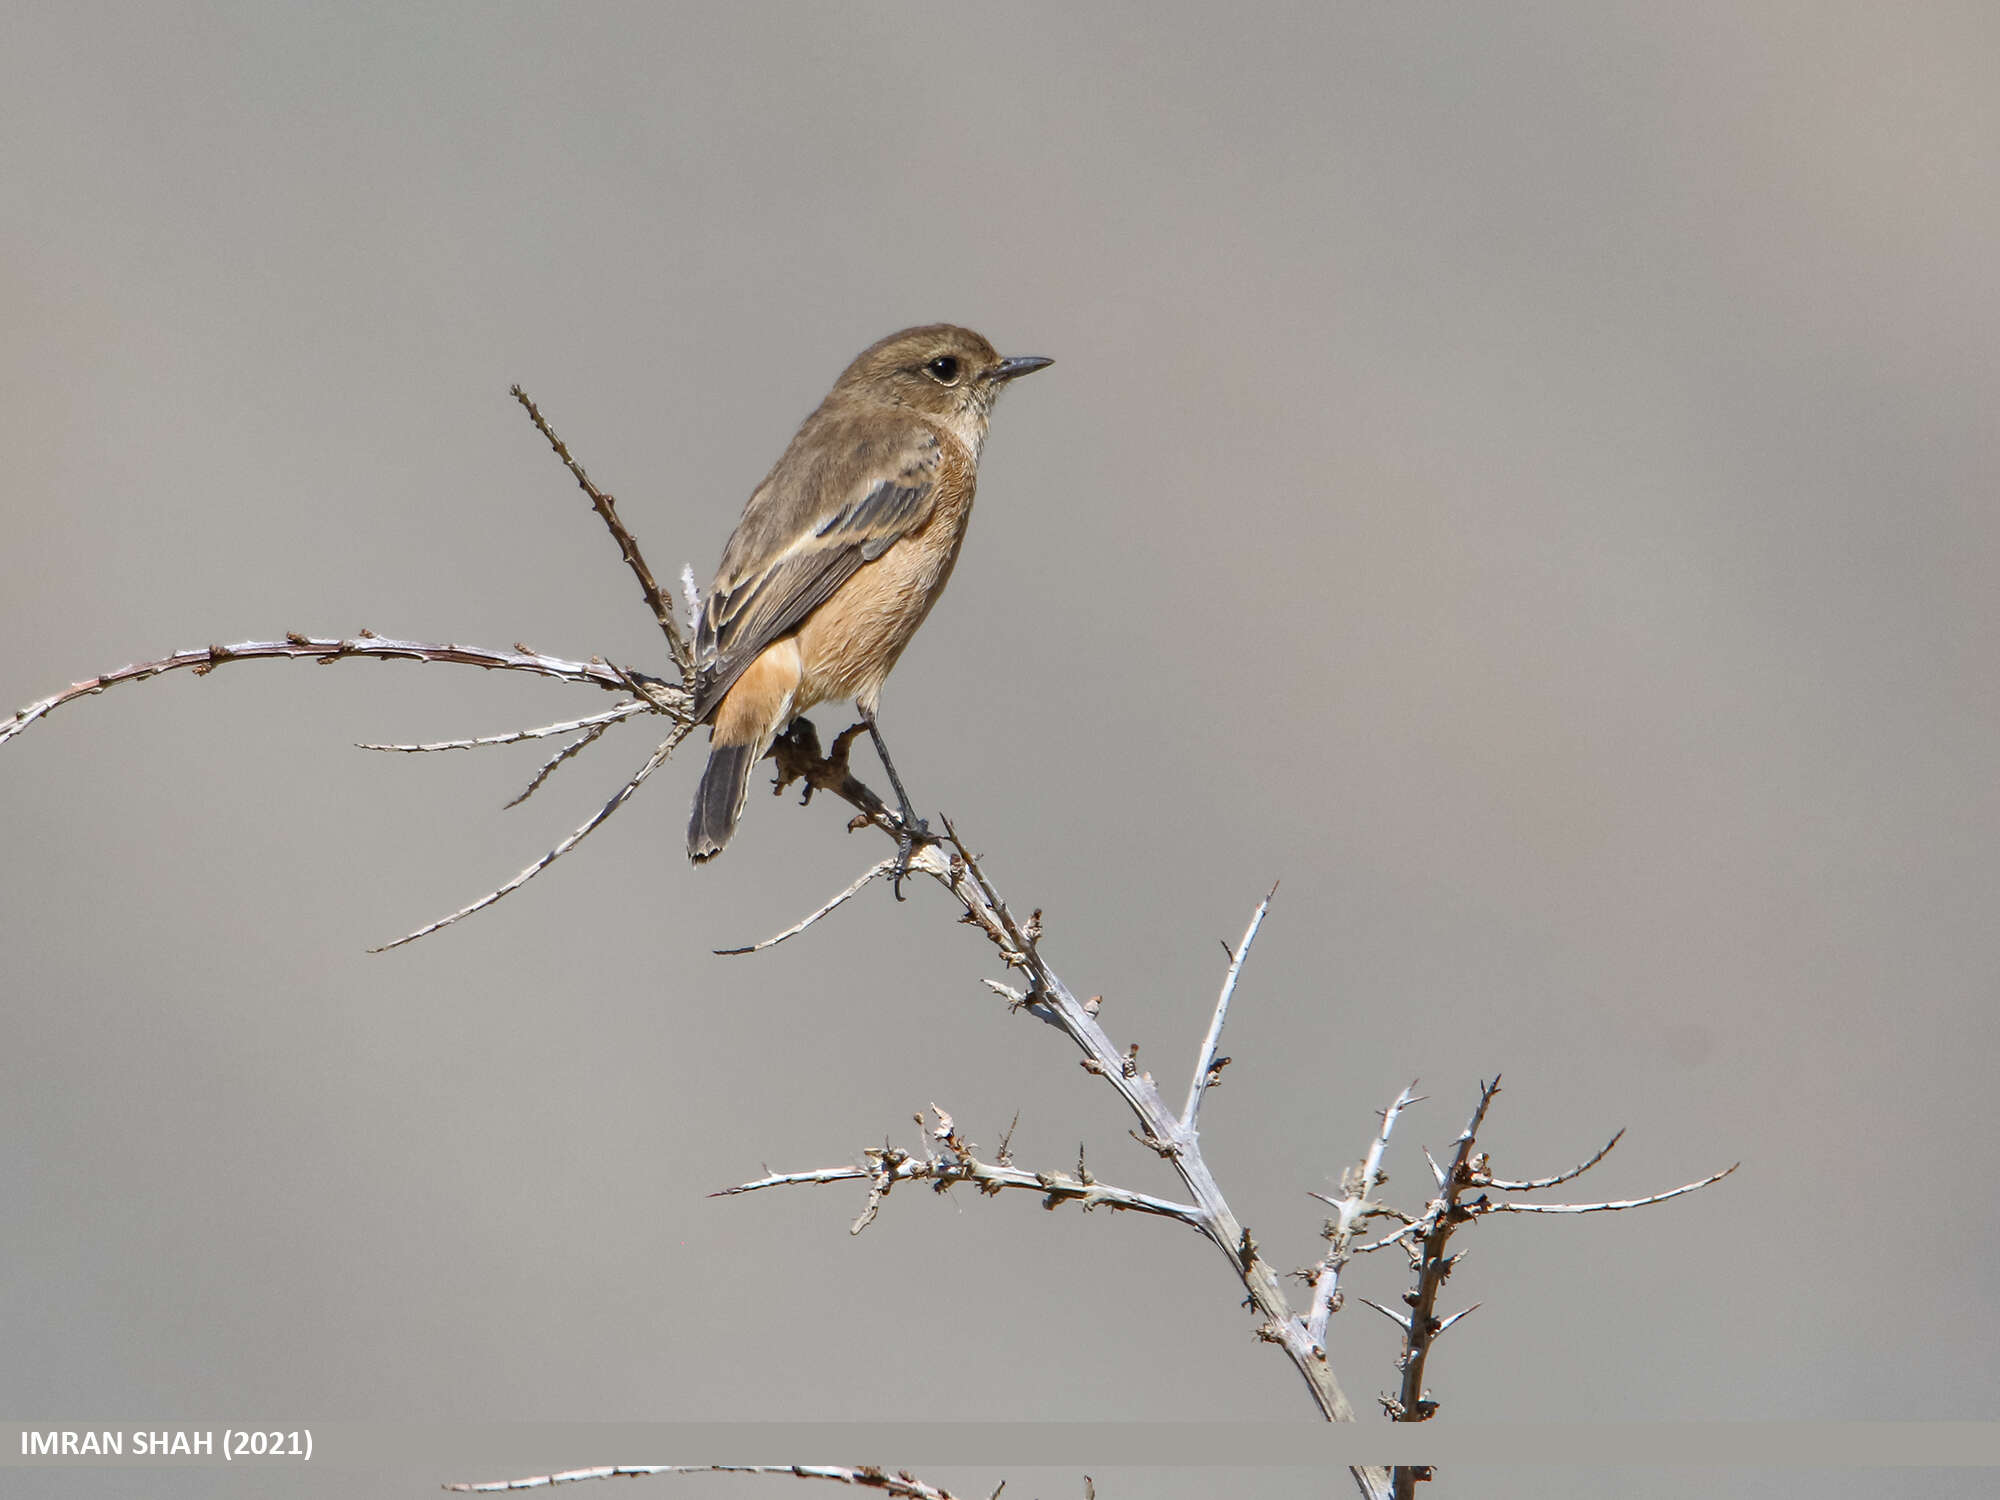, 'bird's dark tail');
688,739,759,862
